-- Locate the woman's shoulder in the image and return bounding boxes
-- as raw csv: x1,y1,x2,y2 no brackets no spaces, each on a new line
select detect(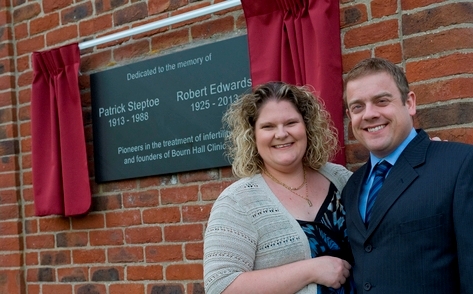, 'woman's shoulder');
215,174,268,205
318,162,353,189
